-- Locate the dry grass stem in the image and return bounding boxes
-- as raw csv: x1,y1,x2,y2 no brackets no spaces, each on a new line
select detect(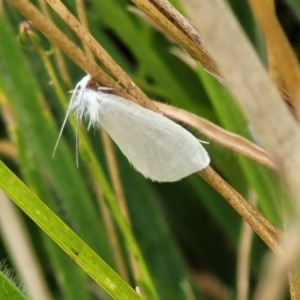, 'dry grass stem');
183,1,300,291
38,0,72,86
101,131,140,284
8,0,112,85
200,164,300,298
156,102,274,169
45,0,157,111
131,0,221,80
249,0,300,120
0,190,52,300
236,190,255,300
289,270,300,300
253,228,300,300
184,0,300,207
199,166,281,254
101,131,131,225
127,5,172,38
92,176,130,282
8,0,157,111
45,0,130,86
75,0,93,58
